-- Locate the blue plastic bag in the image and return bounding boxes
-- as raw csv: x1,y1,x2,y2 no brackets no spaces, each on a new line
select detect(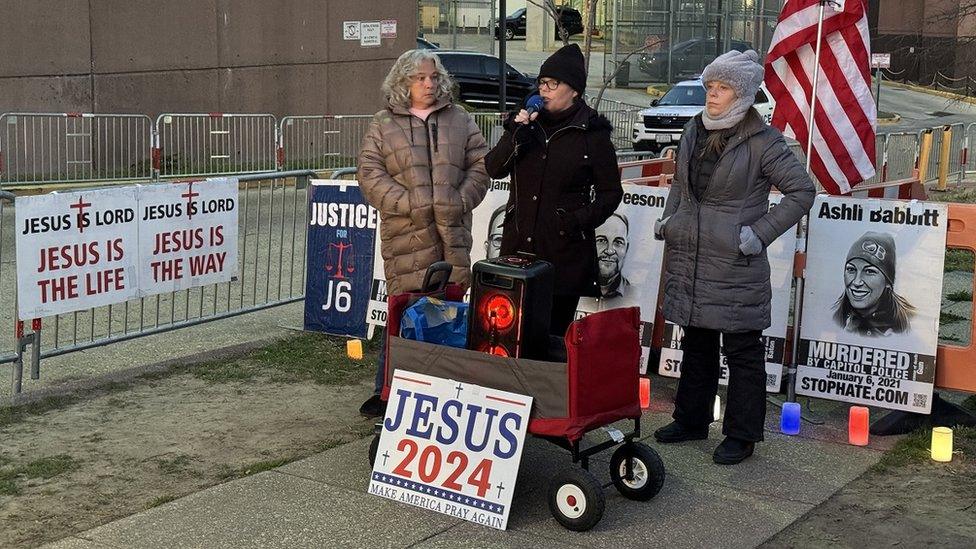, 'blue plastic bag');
400,297,468,349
